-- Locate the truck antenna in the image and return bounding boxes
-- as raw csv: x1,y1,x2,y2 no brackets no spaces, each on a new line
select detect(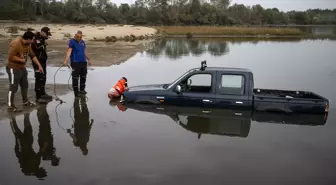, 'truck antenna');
200,60,207,71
